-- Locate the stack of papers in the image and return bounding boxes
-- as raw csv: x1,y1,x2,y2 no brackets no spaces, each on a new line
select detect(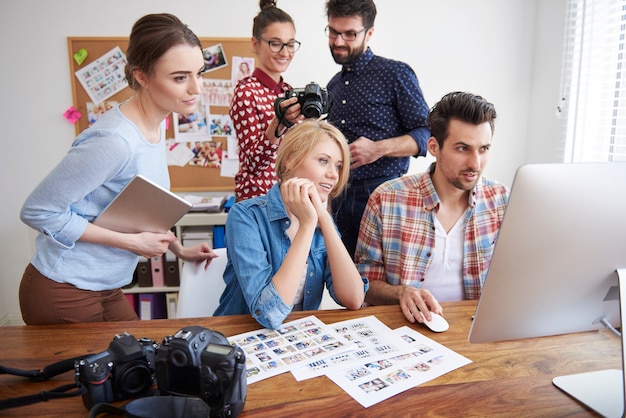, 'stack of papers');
183,195,227,212
228,315,471,408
